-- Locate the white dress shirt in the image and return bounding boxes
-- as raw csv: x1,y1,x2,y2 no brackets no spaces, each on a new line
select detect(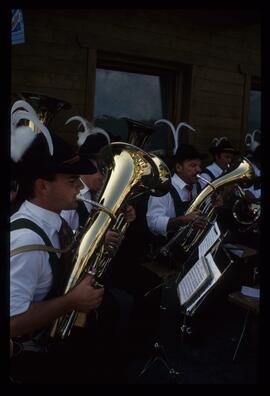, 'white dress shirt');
146,173,197,237
199,162,224,188
61,181,93,231
10,201,62,317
